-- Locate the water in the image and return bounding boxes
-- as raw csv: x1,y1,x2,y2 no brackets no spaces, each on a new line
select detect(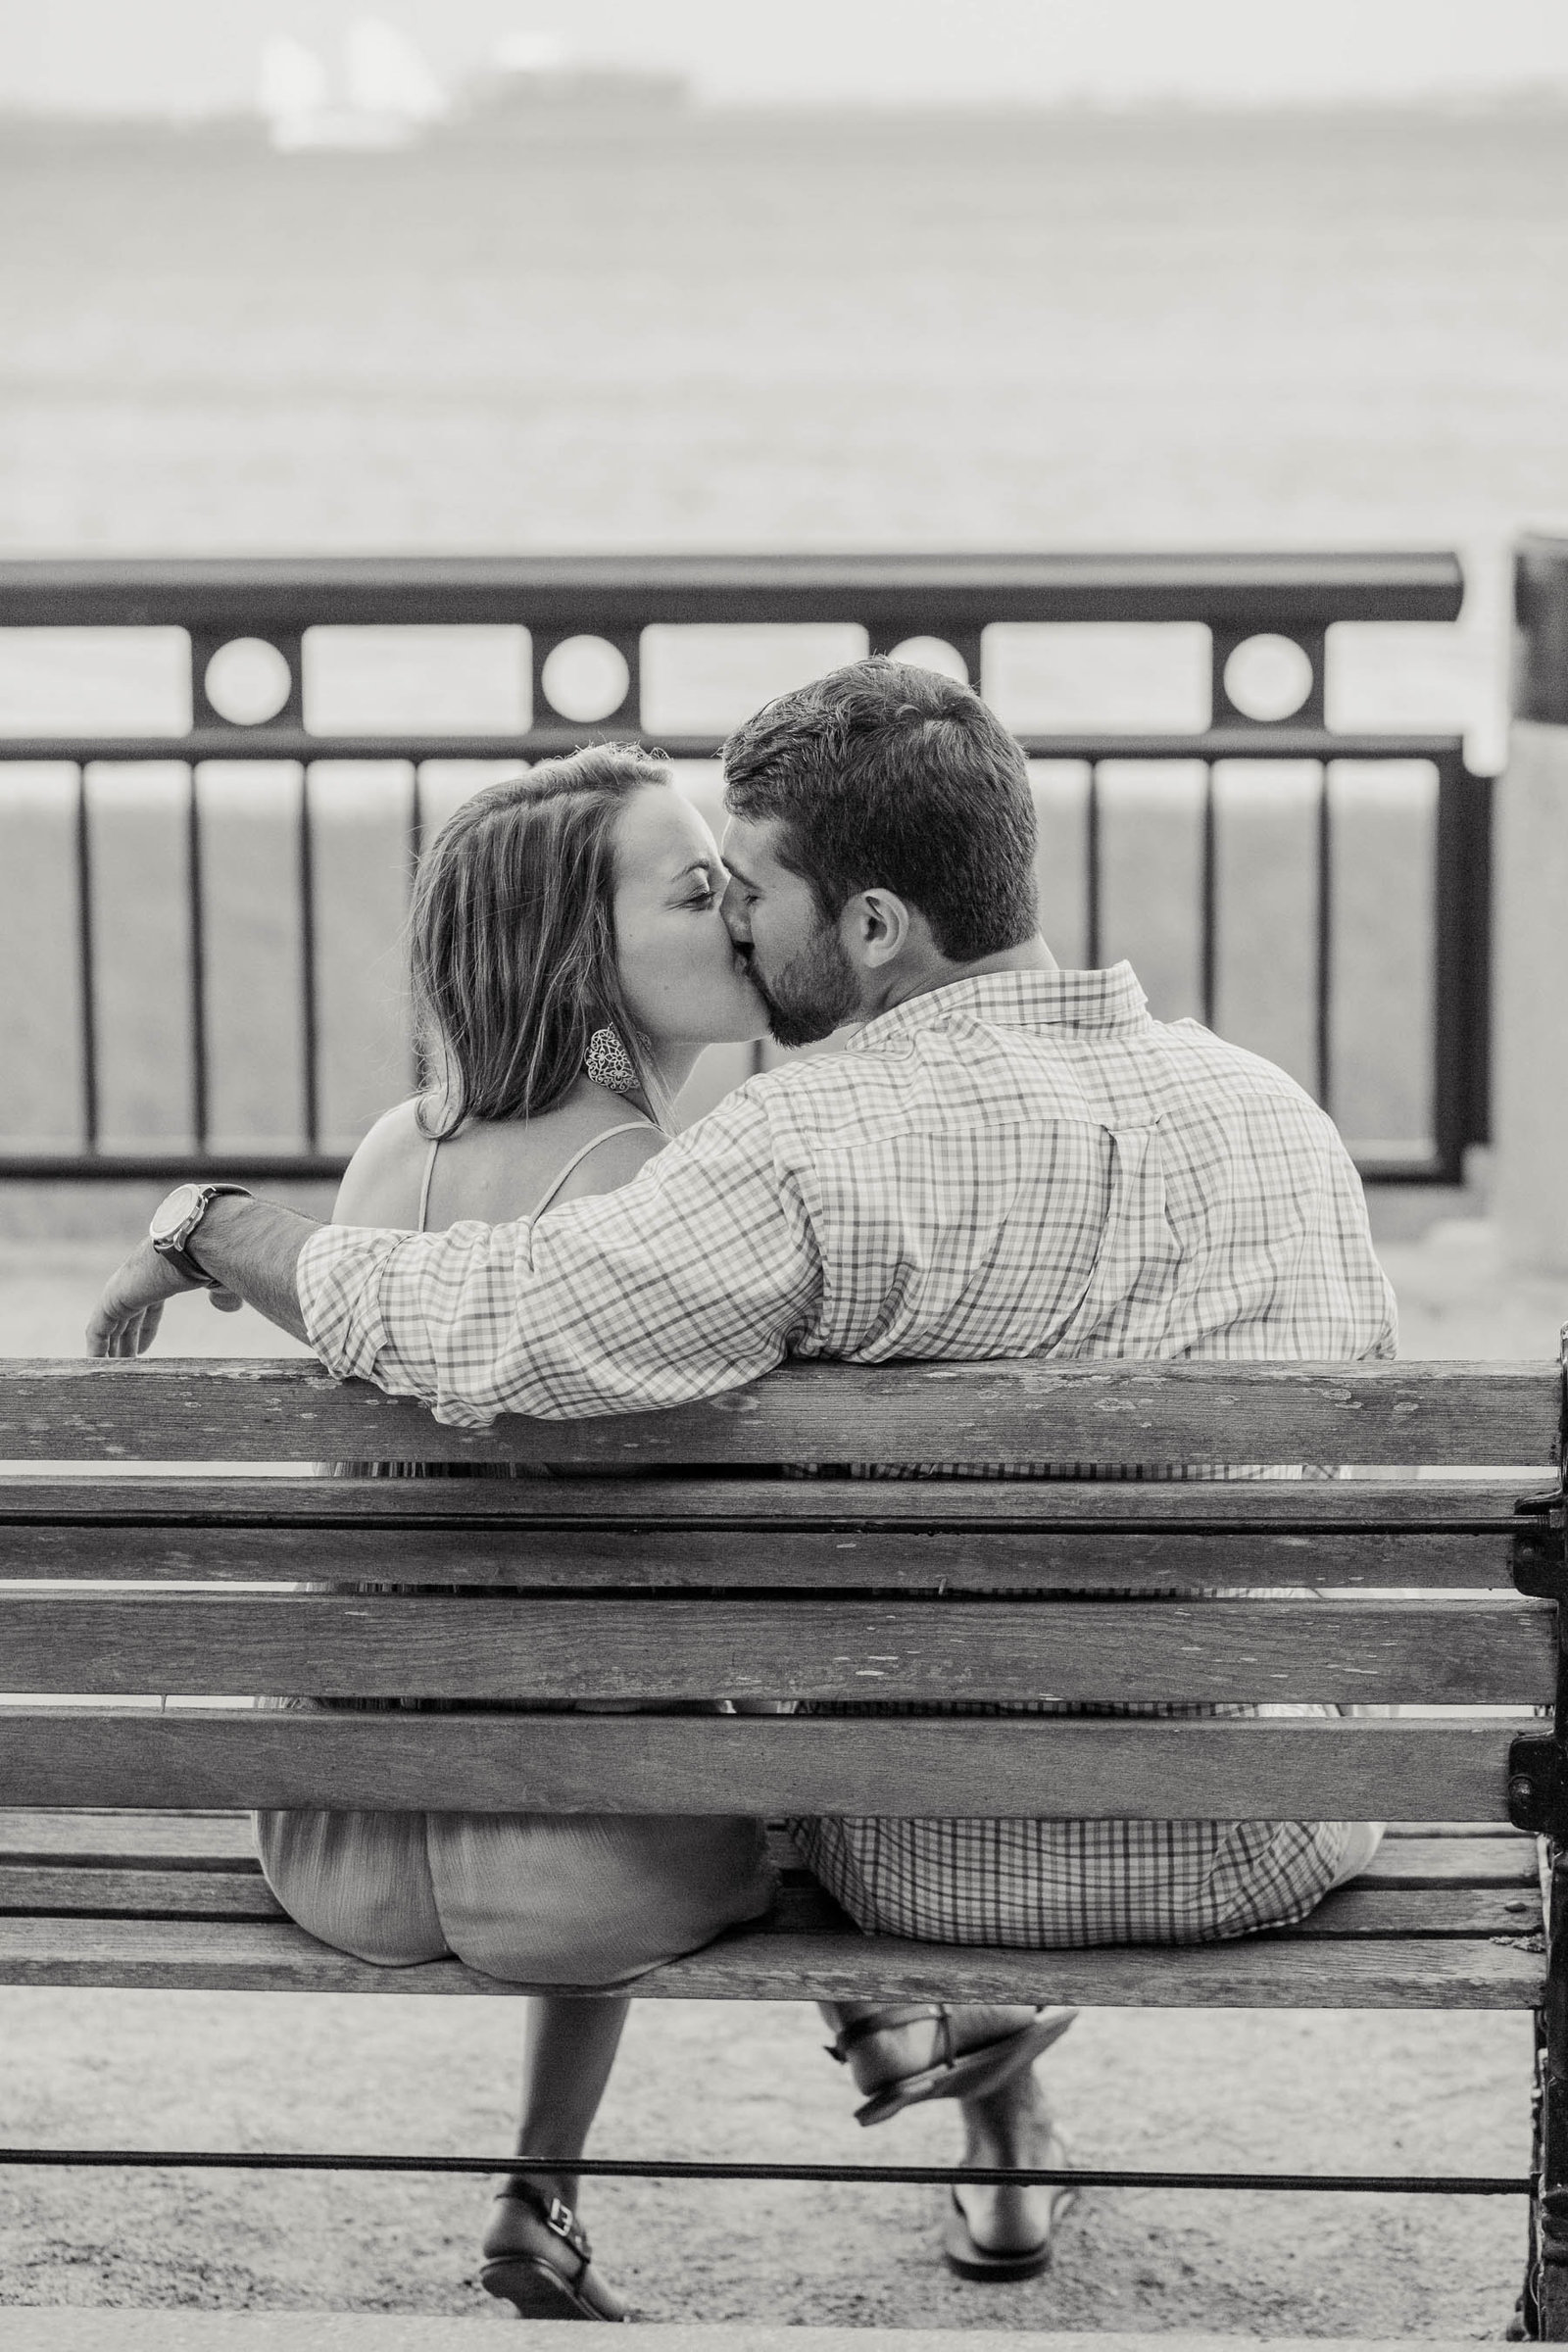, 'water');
1,109,1564,1160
